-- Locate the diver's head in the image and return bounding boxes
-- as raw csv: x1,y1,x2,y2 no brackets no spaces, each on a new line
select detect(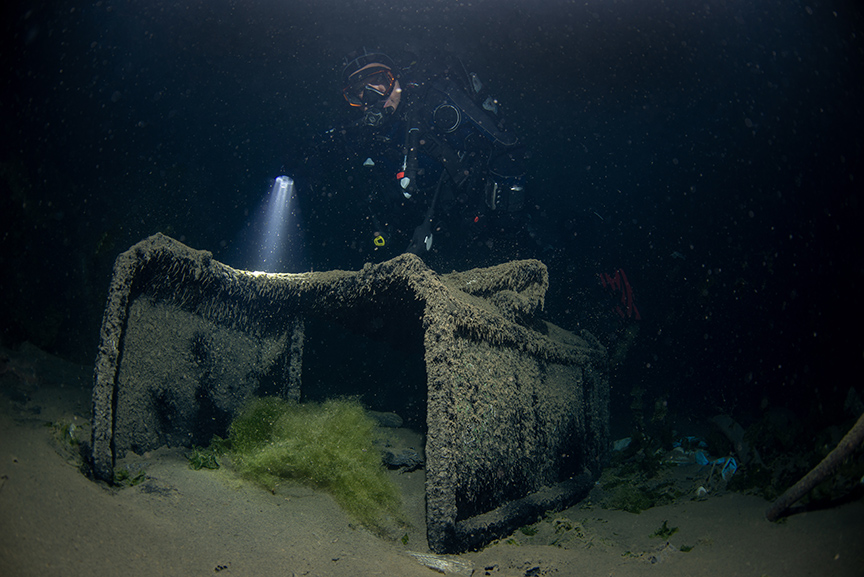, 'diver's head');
341,50,402,123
